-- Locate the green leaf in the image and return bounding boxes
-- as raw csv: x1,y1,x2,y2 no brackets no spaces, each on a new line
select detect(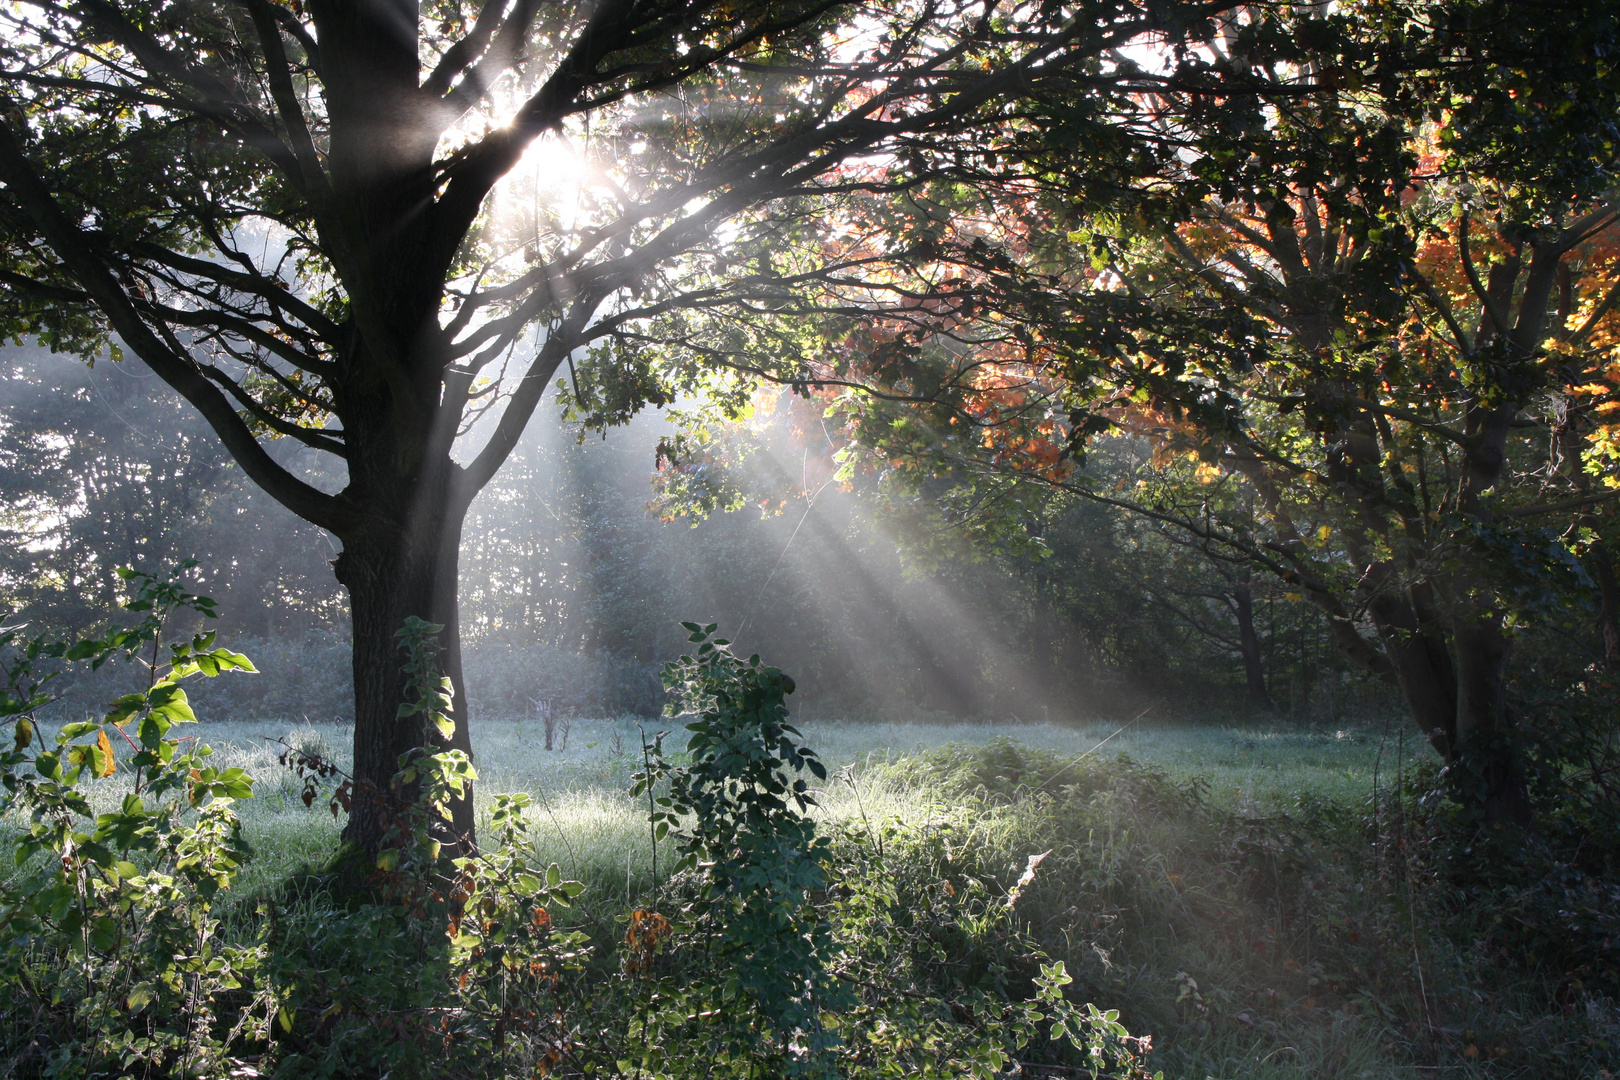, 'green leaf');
56,721,99,742
126,984,154,1013
78,841,113,867
64,640,103,661
147,683,196,726
211,649,256,673
137,714,168,749
104,694,145,727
